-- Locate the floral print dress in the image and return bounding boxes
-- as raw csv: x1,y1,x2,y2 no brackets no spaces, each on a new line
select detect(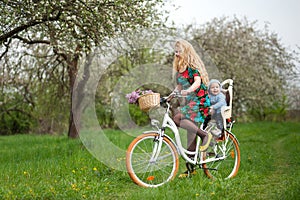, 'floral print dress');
177,67,210,123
